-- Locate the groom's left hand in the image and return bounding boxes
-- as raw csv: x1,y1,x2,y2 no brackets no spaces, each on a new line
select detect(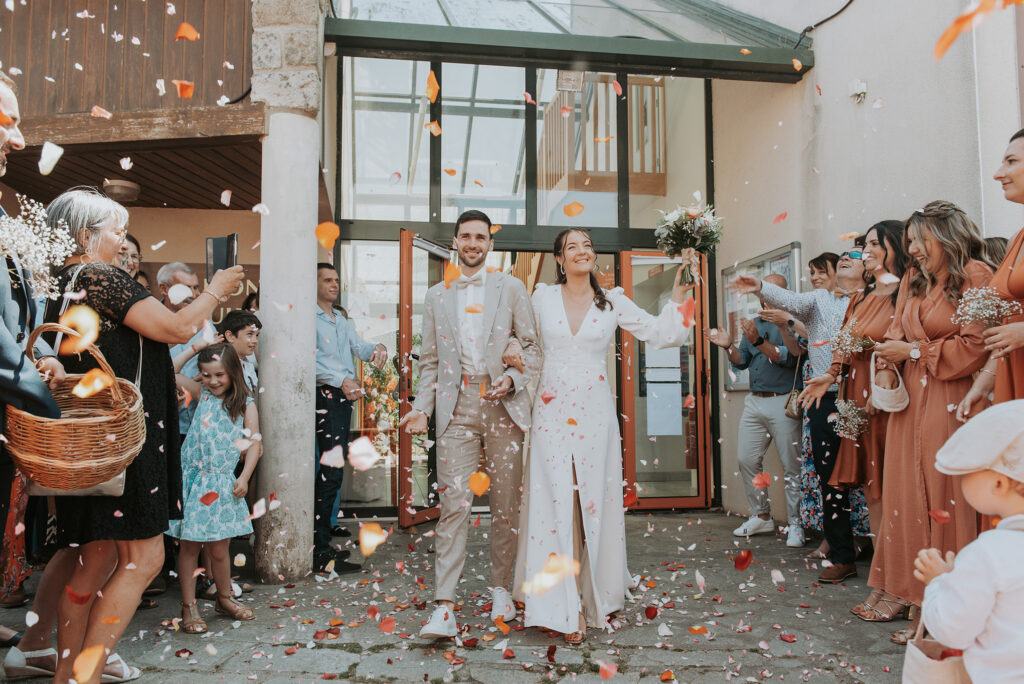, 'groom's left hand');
482,375,514,401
